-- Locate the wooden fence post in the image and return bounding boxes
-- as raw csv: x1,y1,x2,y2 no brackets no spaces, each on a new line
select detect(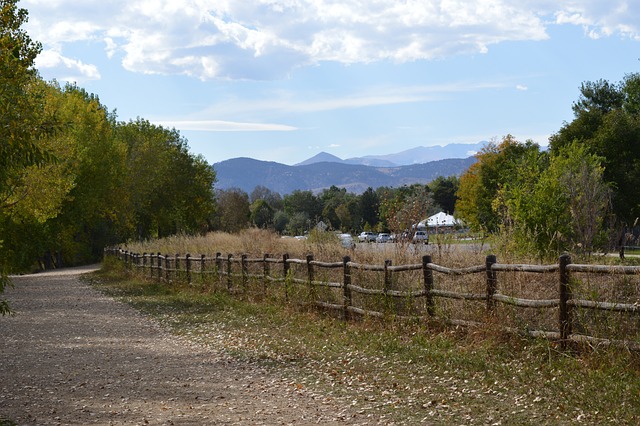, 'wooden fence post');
227,254,233,291
175,253,180,282
157,252,162,280
215,252,223,285
307,254,315,301
559,253,573,350
485,254,497,312
186,254,192,285
384,259,393,313
241,254,248,291
200,254,206,285
343,256,352,321
283,253,290,302
142,252,147,274
263,253,270,295
423,255,435,317
165,254,171,282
